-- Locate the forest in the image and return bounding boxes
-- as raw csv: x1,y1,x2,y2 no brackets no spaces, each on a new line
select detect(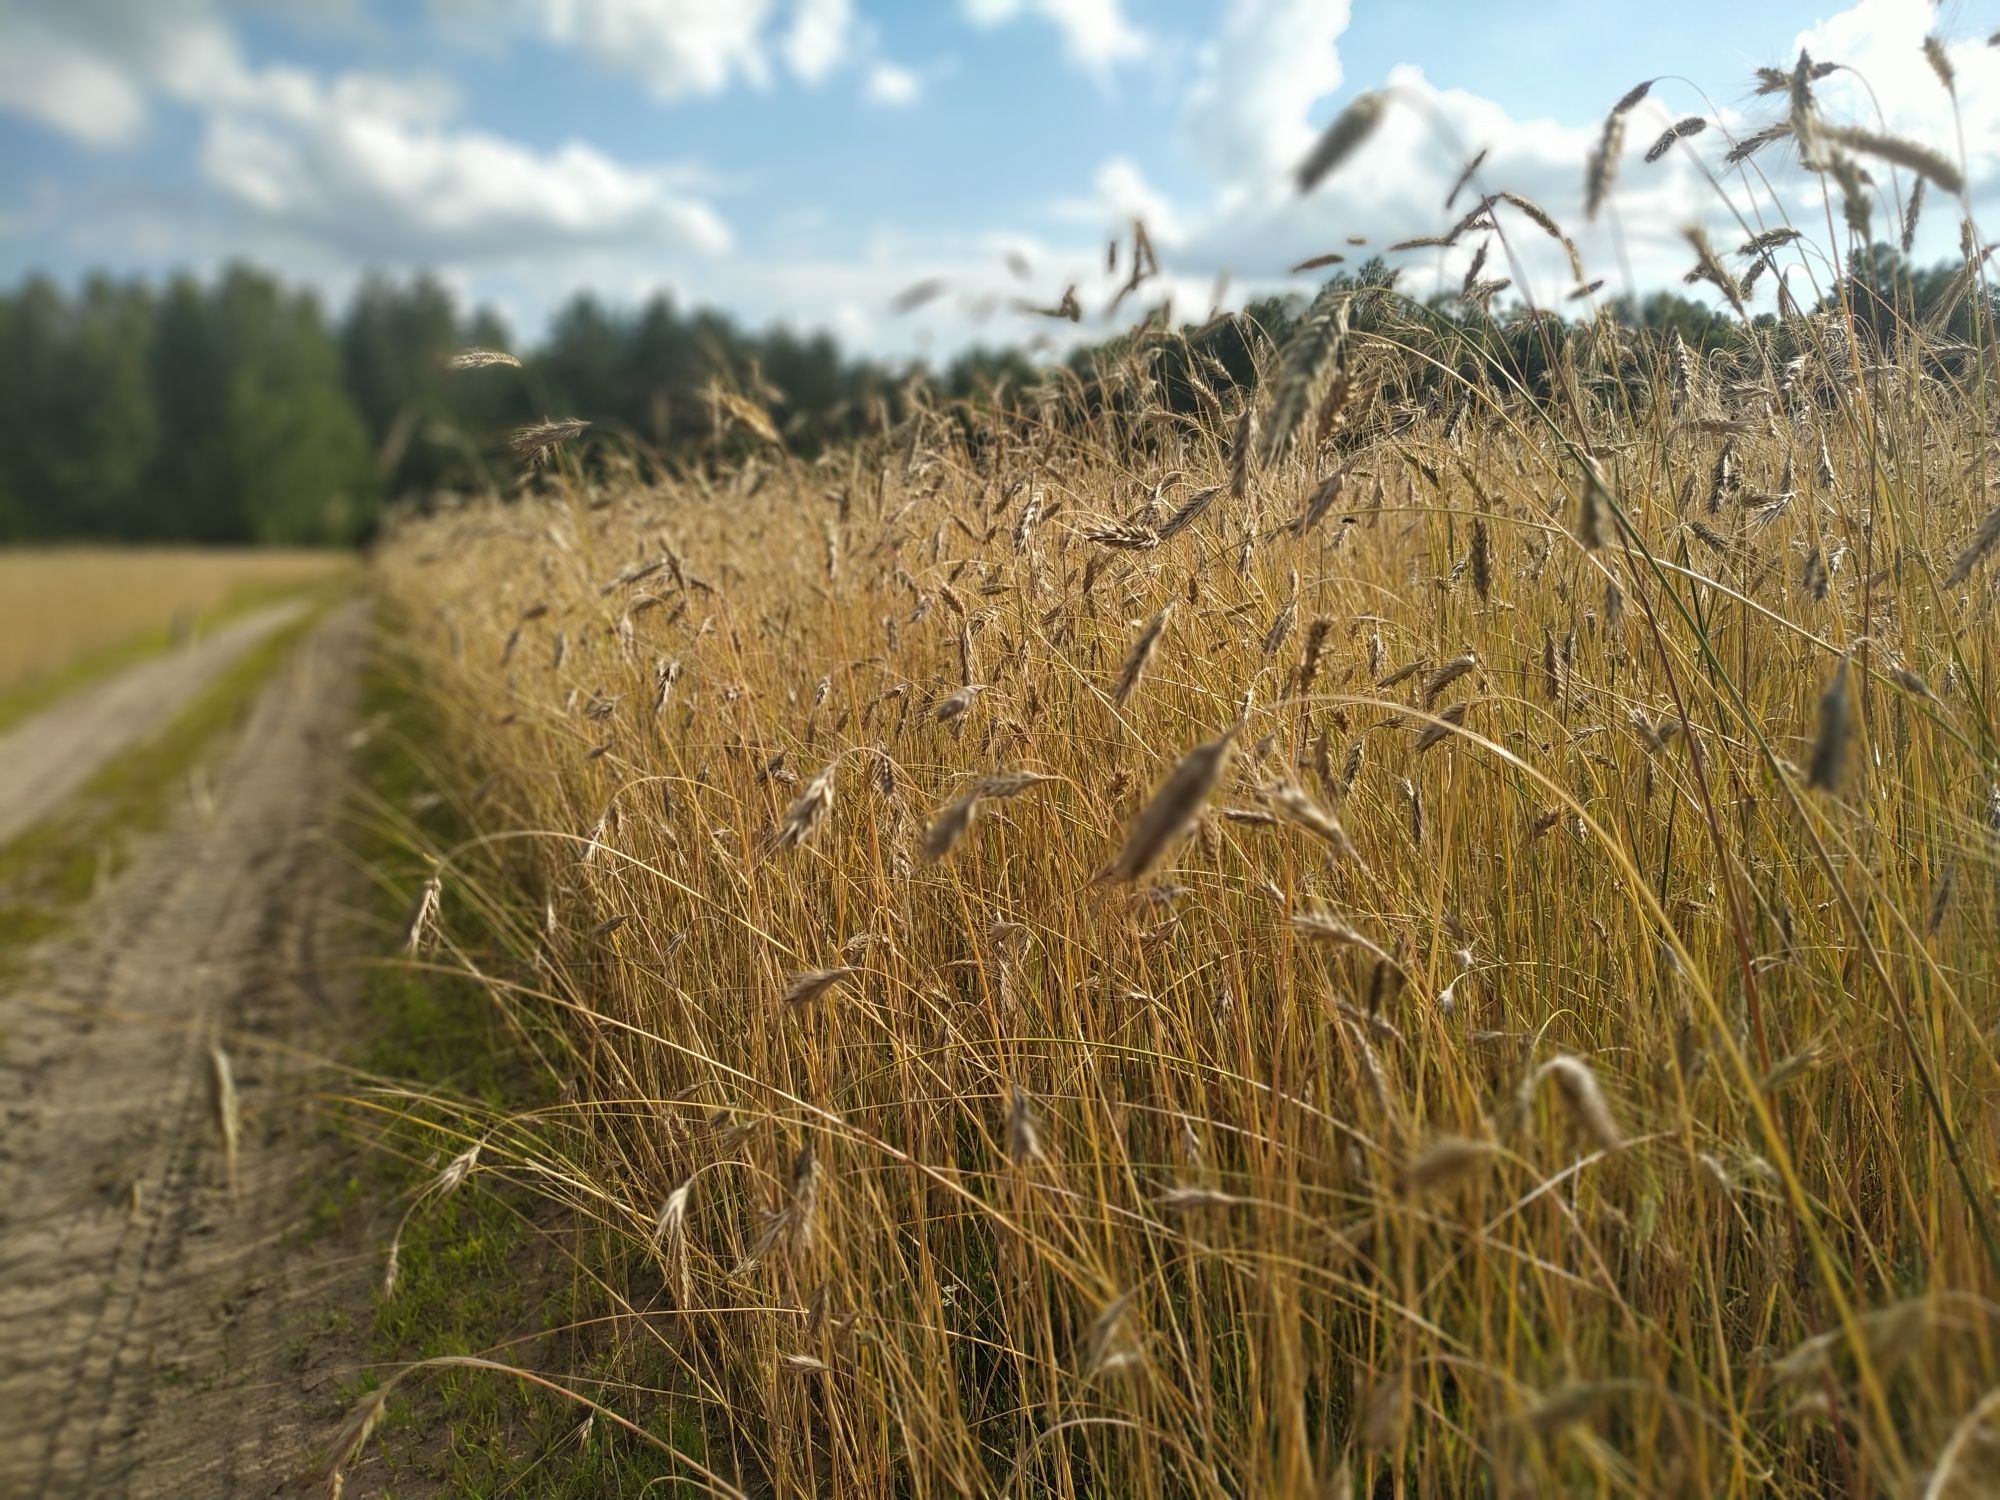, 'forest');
0,245,1978,546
